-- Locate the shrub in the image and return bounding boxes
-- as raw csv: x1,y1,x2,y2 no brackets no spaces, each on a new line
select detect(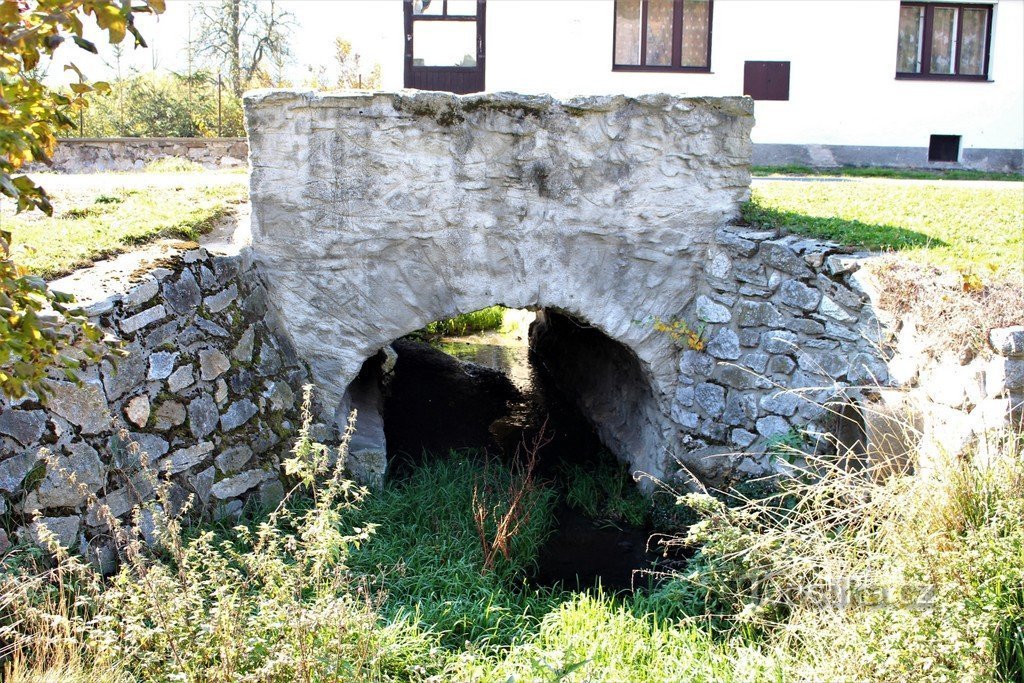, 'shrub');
73,72,245,139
